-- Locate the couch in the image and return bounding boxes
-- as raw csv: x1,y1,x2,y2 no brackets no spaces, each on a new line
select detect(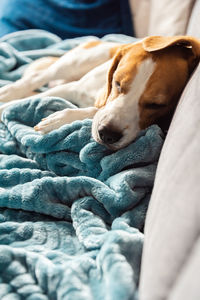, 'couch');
138,0,200,299
0,1,199,299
